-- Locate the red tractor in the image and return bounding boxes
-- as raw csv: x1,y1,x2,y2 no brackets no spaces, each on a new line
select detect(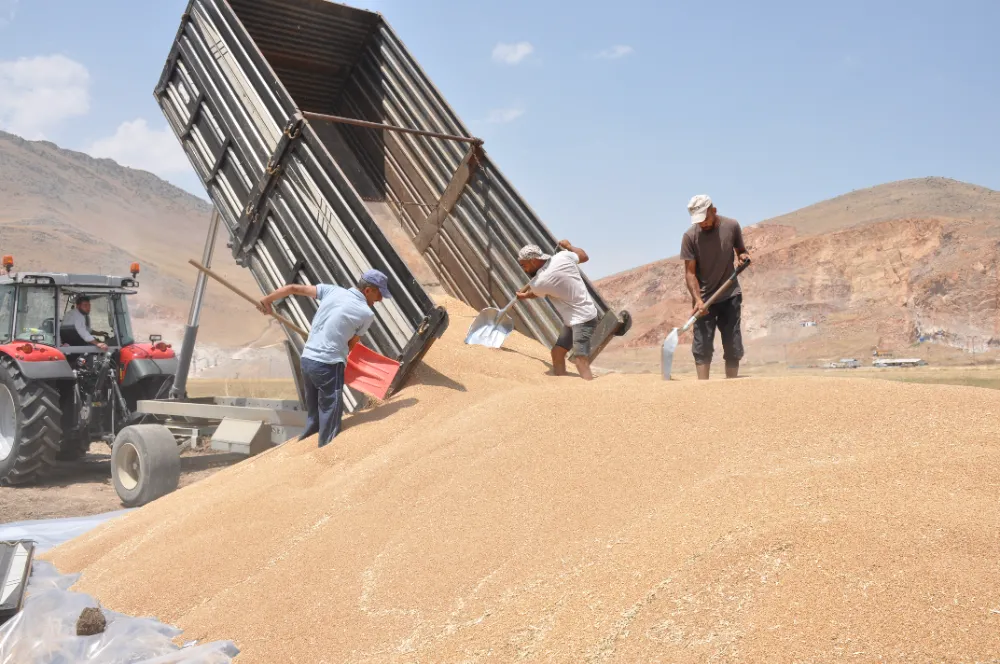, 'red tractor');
0,256,180,505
